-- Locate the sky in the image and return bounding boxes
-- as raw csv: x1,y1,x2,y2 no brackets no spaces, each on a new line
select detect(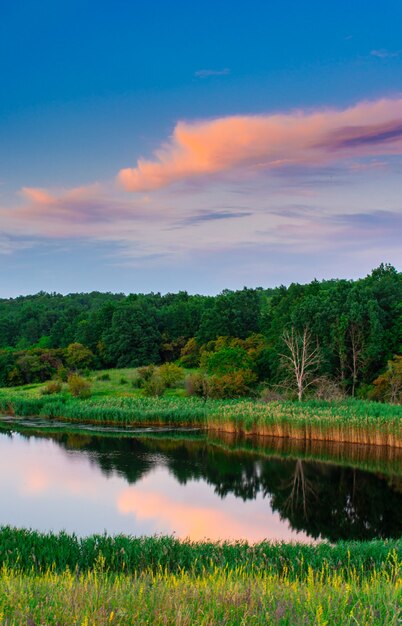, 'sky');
1,0,402,297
